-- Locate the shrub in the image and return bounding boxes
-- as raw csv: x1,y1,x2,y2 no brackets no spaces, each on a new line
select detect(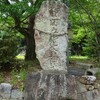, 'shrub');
0,37,18,65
